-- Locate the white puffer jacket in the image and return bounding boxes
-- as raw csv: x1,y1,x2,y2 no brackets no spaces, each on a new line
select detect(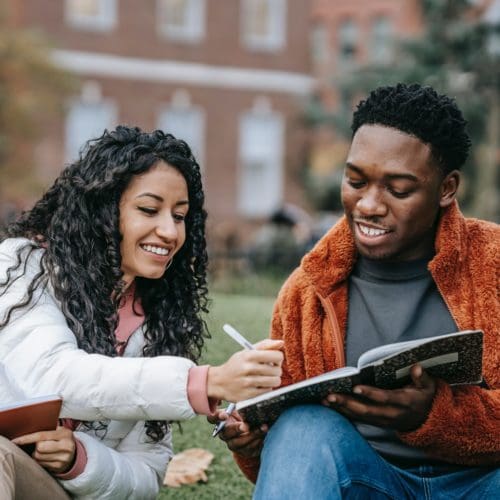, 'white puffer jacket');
0,238,197,499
